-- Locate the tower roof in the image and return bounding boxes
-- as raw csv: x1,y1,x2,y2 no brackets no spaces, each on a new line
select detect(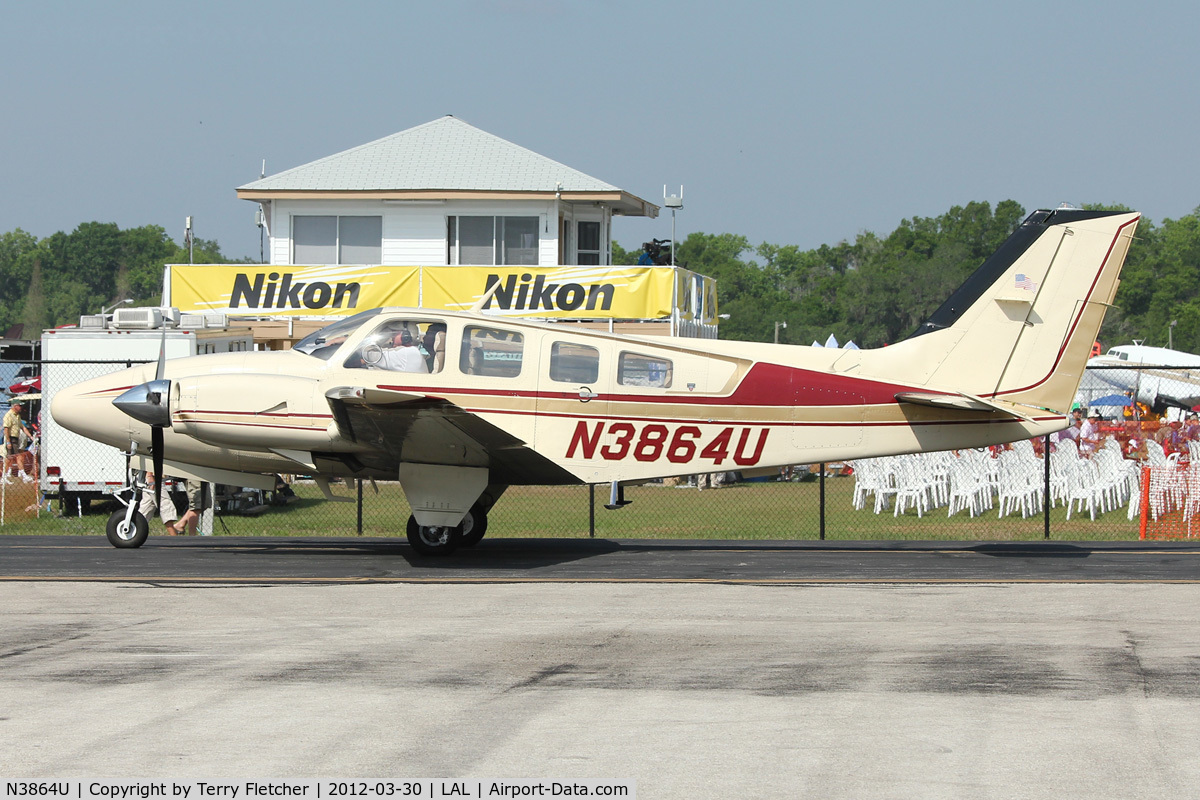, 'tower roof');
237,116,657,217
